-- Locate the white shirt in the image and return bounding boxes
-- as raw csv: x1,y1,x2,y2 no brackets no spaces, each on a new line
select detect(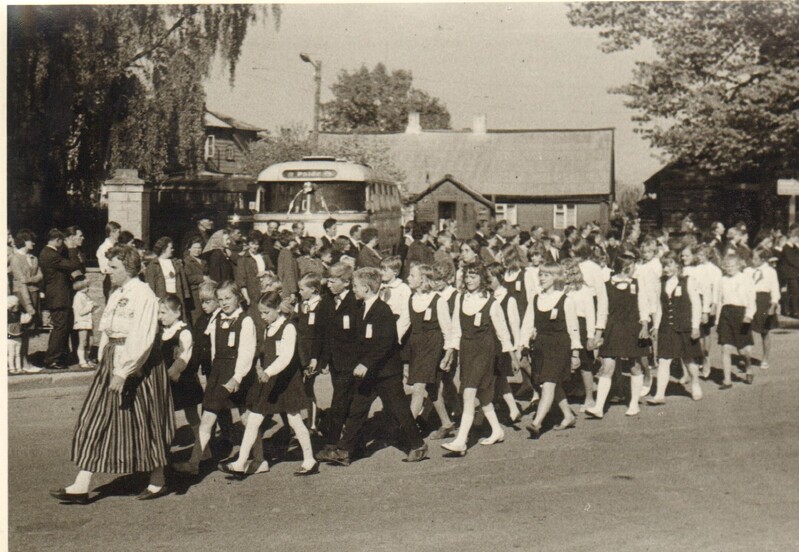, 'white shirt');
207,307,257,384
568,285,596,337
379,278,411,339
635,257,663,323
654,275,702,331
158,258,177,293
747,264,780,304
252,252,266,274
697,262,723,312
579,259,609,330
263,316,298,377
162,321,193,369
98,278,158,380
362,294,379,319
716,272,757,319
449,291,514,353
493,286,521,349
519,289,582,350
96,238,115,275
410,291,456,349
